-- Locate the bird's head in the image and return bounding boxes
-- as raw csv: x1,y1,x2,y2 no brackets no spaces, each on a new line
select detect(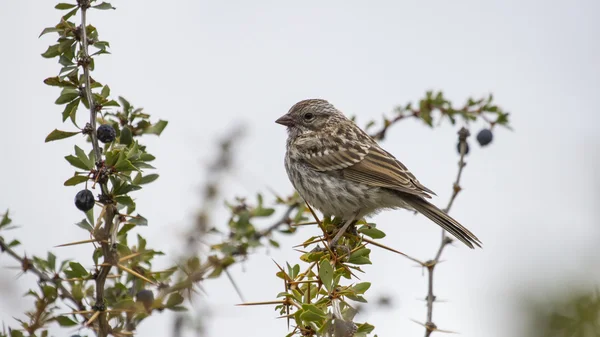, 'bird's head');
275,99,344,135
